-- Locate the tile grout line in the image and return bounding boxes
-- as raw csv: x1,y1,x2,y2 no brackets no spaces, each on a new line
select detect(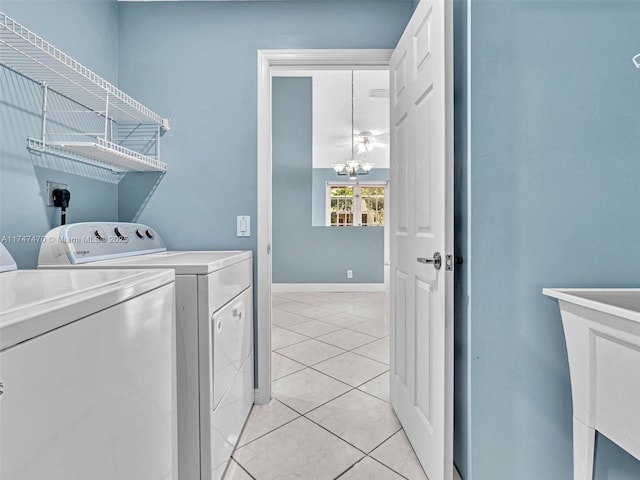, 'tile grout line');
273,327,386,355
273,346,347,369
247,293,395,480
274,331,387,369
310,330,383,351
276,315,361,333
278,337,389,362
270,362,306,382
286,380,401,455
367,426,403,456
347,346,391,366
273,294,391,399
334,429,413,480
274,306,376,326
301,403,373,457
232,414,302,453
327,427,406,480
273,370,356,415
274,302,346,318
271,334,314,351
237,387,373,467
273,363,392,414
343,323,389,338
273,346,390,391
229,458,258,480
274,369,389,408
367,453,415,480
356,377,393,404
302,403,401,457
305,362,390,389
